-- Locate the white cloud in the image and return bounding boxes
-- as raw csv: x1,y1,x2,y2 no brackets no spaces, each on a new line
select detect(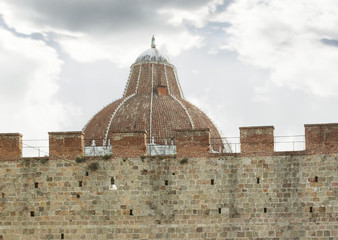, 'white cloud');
158,0,224,28
58,31,203,67
221,0,338,96
0,28,74,139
